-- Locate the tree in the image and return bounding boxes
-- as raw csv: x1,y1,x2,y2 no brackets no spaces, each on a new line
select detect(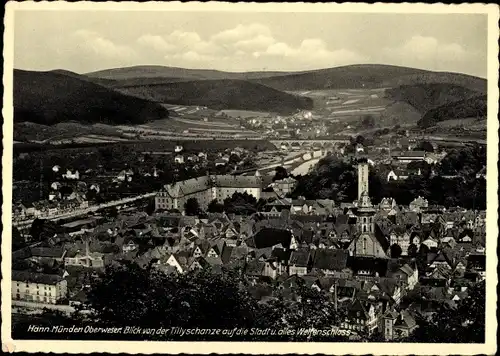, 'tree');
407,244,418,258
224,192,258,215
355,135,365,145
207,199,224,213
361,115,376,129
12,227,26,251
390,244,403,258
416,140,434,152
273,166,288,181
30,219,58,241
407,281,485,343
86,263,261,338
184,197,201,216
